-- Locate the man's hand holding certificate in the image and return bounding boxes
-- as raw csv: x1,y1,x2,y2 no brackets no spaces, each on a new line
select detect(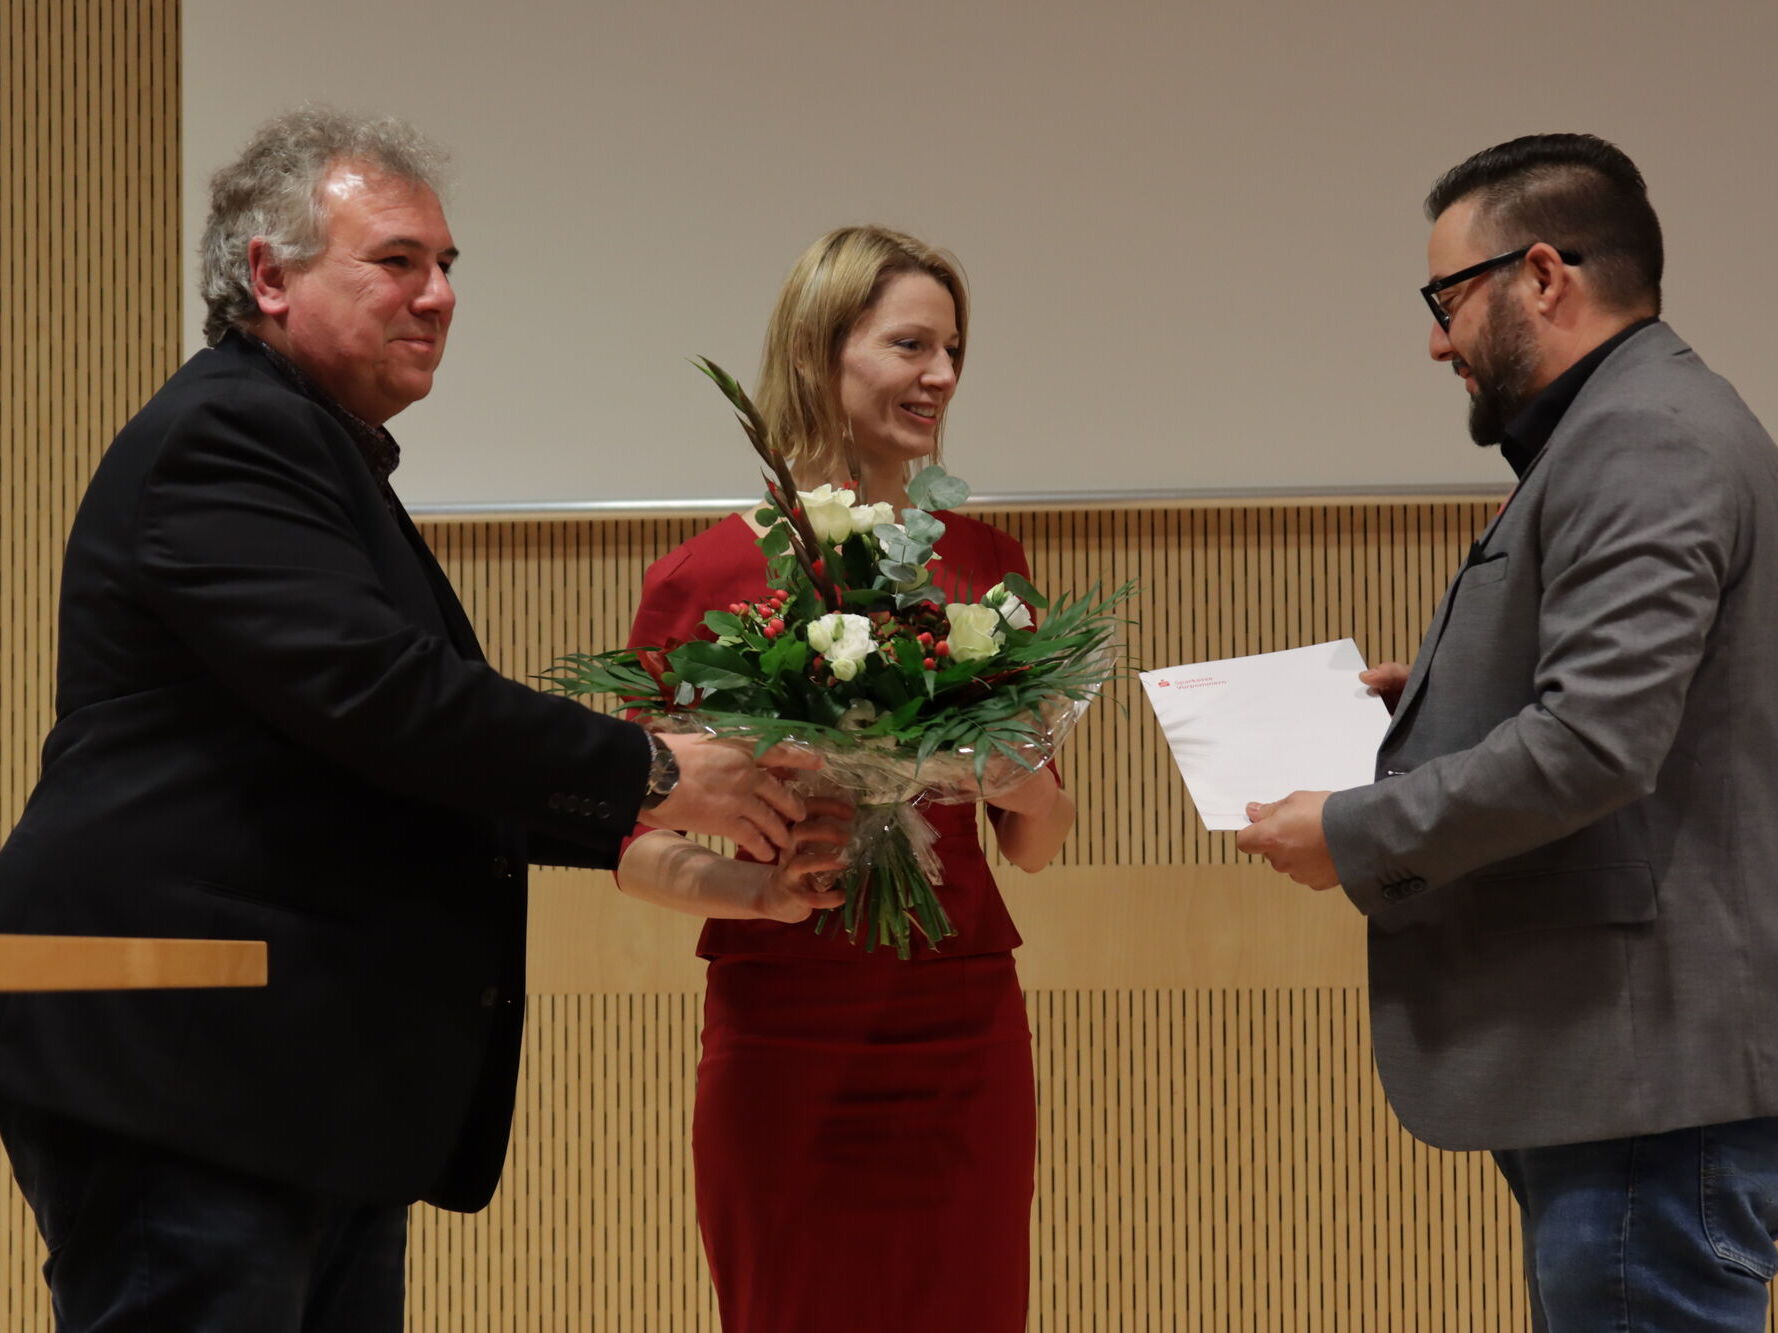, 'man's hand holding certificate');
1140,640,1395,889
